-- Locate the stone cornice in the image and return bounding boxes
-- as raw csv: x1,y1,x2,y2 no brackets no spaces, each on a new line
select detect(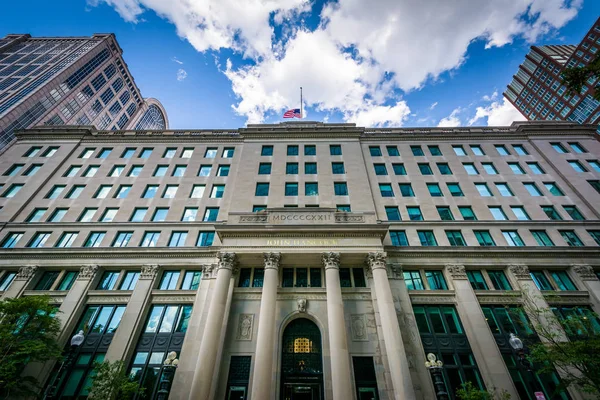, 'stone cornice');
384,246,600,259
